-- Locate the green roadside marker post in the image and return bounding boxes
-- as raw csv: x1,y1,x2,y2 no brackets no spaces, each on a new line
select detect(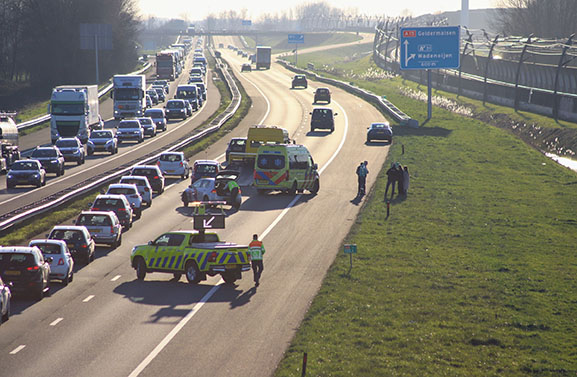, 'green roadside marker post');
344,244,357,268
